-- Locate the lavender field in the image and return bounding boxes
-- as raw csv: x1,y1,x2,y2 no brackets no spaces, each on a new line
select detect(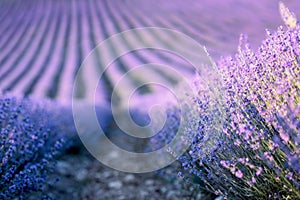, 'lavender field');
0,0,300,199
